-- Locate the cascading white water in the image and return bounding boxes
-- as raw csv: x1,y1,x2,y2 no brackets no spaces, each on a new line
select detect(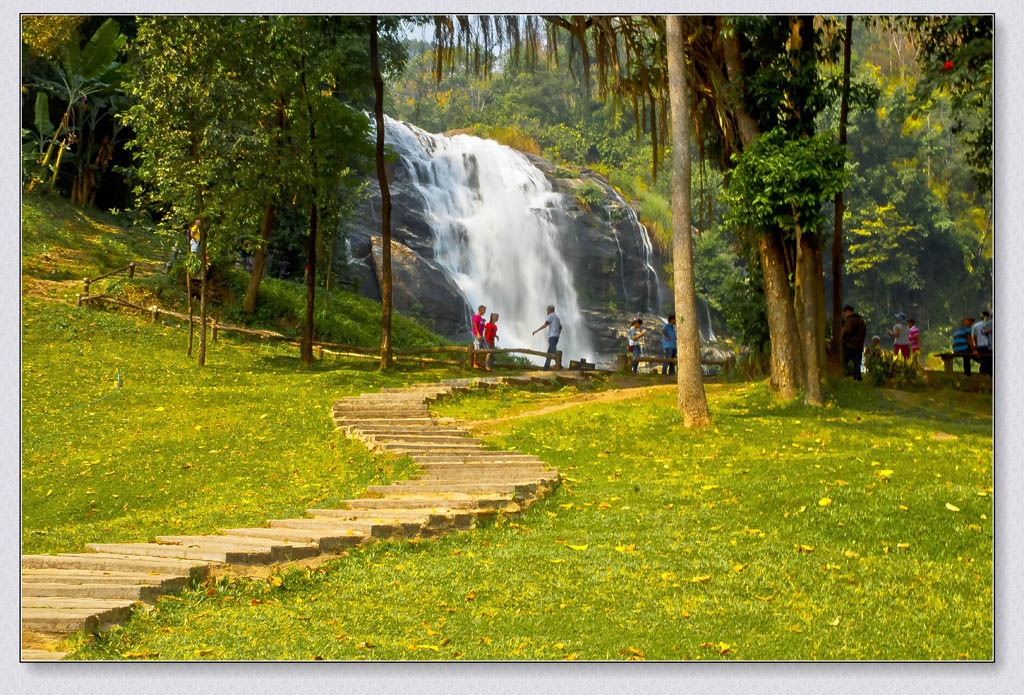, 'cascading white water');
383,116,595,363
599,183,663,314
